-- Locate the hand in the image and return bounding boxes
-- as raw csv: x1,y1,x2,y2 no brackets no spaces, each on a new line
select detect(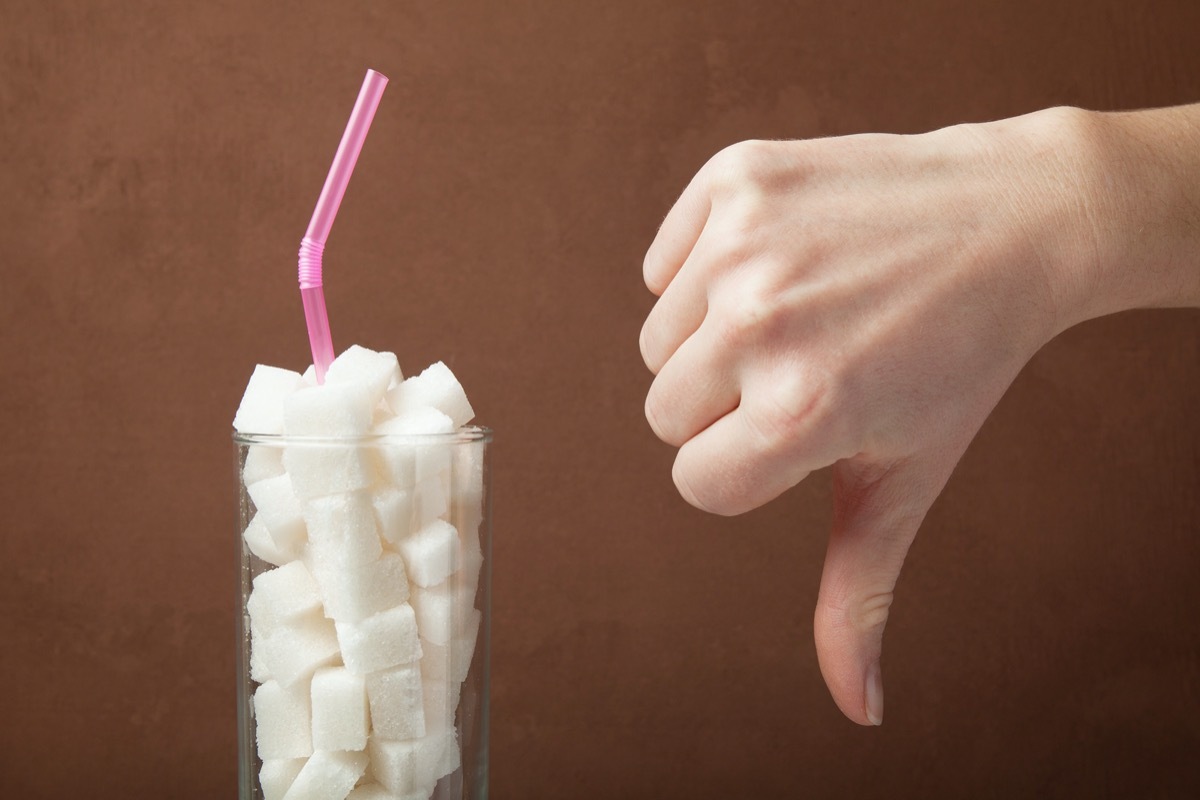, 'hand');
640,107,1117,726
